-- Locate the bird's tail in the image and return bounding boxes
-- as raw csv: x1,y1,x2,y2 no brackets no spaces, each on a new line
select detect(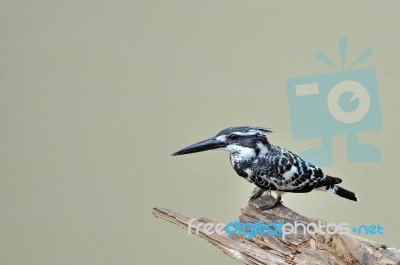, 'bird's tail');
316,176,359,201
326,185,359,201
